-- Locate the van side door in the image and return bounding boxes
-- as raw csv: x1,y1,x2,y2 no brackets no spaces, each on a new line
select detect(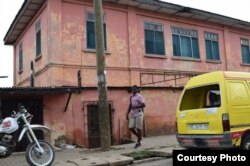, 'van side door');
226,80,250,133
